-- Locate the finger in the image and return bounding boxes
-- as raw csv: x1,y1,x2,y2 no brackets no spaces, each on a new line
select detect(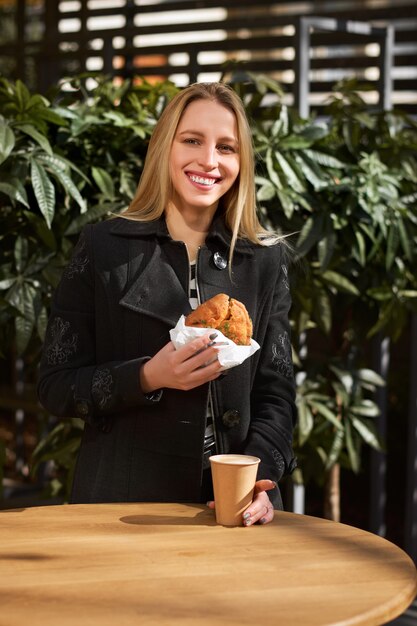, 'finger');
254,479,277,494
180,347,222,378
176,333,216,362
242,493,274,526
206,501,215,510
